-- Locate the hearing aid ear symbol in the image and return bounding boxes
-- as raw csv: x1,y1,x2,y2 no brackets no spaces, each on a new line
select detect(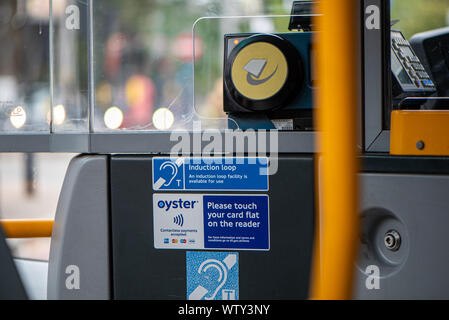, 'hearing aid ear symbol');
188,254,238,301
198,259,228,300
154,159,184,190
160,161,178,187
